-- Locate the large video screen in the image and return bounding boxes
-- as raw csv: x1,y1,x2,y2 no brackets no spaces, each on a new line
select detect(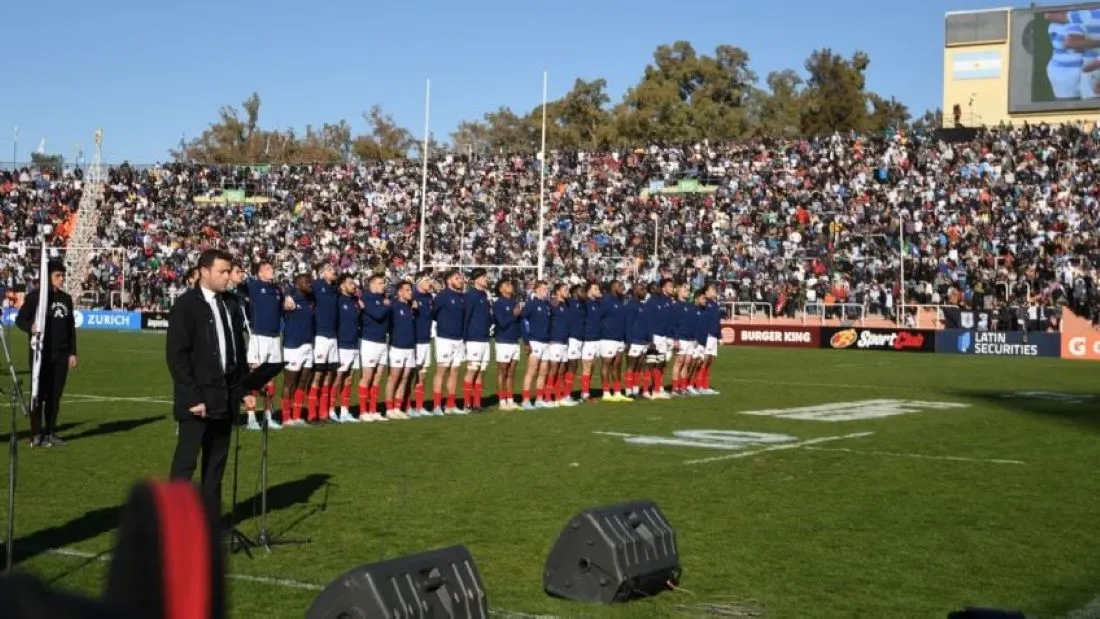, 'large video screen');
1009,2,1100,113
